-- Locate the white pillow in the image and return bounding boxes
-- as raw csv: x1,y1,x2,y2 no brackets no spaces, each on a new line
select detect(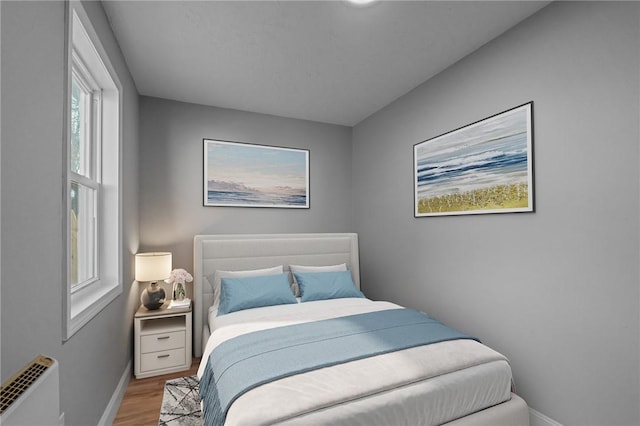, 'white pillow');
289,263,347,296
210,265,284,308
